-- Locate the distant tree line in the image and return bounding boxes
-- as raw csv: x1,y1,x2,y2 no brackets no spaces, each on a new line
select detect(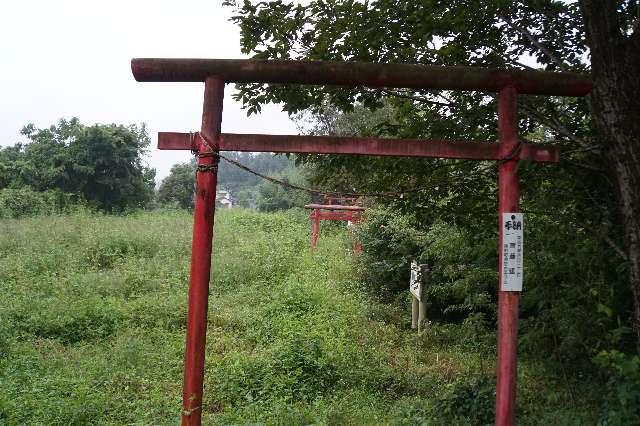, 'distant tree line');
0,118,155,215
157,152,309,211
0,117,308,218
